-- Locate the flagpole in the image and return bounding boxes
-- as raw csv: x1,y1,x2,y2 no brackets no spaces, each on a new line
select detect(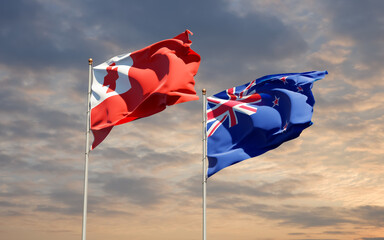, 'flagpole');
202,89,207,240
82,58,93,240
